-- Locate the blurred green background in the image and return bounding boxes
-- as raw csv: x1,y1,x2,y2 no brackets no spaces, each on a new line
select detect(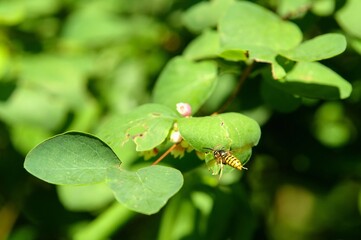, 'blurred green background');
1,0,361,239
